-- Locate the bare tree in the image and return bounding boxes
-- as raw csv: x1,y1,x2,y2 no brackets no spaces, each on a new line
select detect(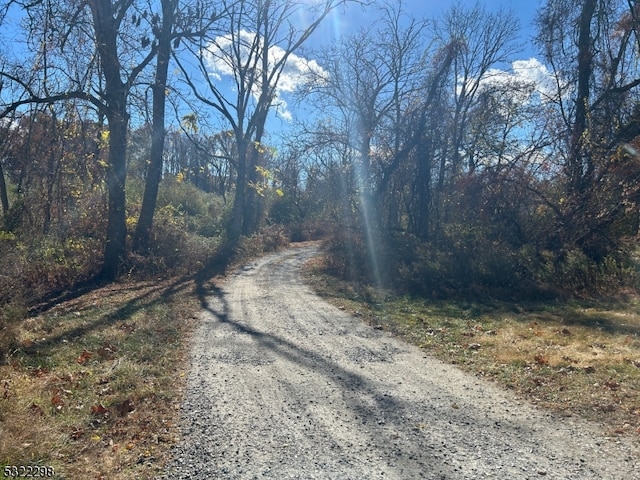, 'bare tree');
536,0,640,259
133,0,224,251
0,0,157,279
435,2,521,179
306,3,457,236
175,0,348,241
